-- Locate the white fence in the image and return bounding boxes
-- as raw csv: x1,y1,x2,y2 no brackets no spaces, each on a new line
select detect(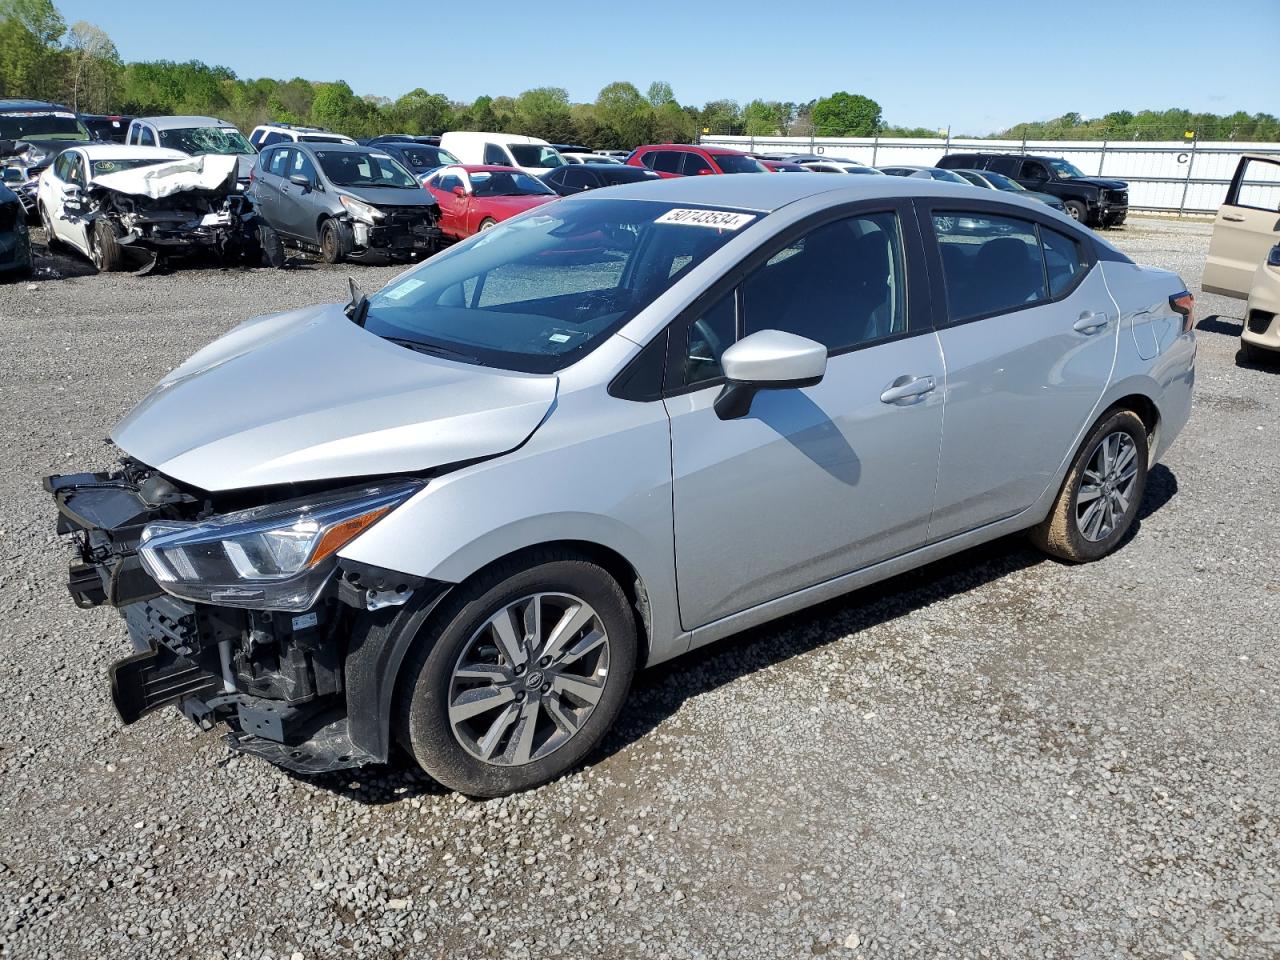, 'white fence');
700,135,1280,215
